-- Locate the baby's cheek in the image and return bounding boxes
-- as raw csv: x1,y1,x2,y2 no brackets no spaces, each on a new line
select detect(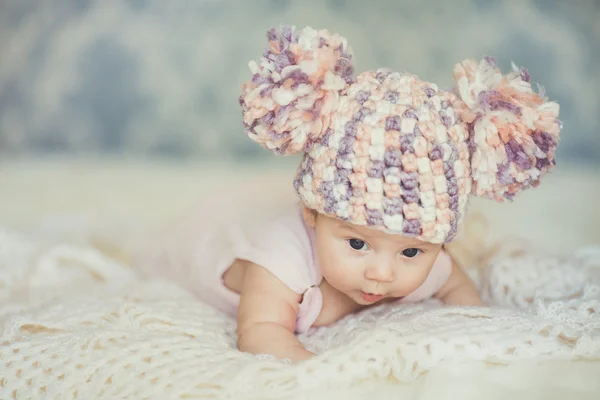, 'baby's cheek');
402,259,437,291
402,271,429,292
323,262,358,291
